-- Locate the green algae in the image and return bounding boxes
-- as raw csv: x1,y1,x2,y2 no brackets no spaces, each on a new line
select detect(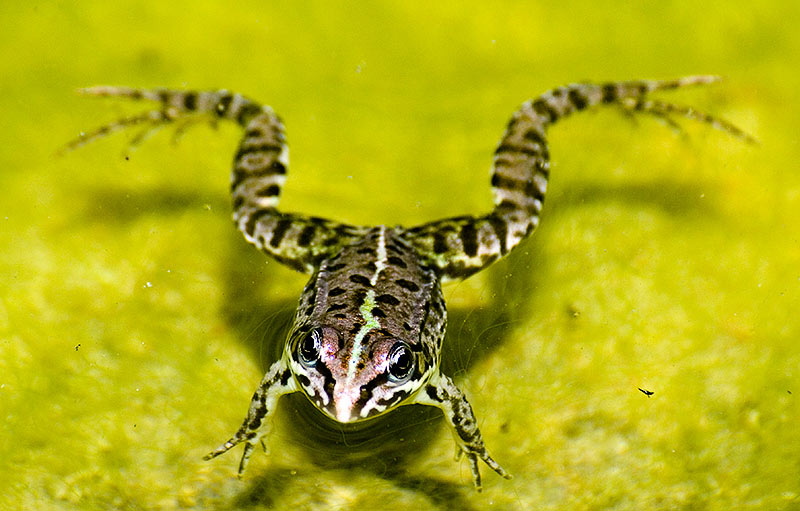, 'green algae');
1,1,798,509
